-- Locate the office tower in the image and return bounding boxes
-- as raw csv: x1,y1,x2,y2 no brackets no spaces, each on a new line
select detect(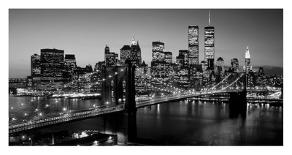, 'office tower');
215,57,224,82
231,58,239,72
151,41,167,87
130,37,142,66
188,25,199,65
204,11,215,70
64,54,77,72
40,48,64,82
104,45,118,67
175,50,190,89
164,52,172,64
120,37,141,66
94,61,105,72
31,54,41,77
176,50,189,68
152,41,165,62
245,46,251,72
120,45,132,65
64,54,77,81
